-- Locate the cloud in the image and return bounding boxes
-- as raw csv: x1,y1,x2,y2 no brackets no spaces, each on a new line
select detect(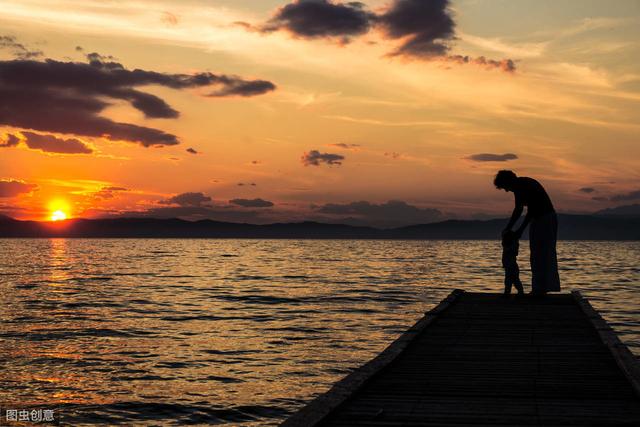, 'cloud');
610,189,640,202
261,0,374,40
317,200,443,227
378,0,455,58
94,186,129,199
0,35,43,59
0,133,19,147
161,11,179,26
328,143,360,149
0,56,276,147
230,198,274,208
579,187,596,194
445,54,516,72
207,78,276,97
237,182,257,186
113,192,276,223
186,147,199,154
159,192,213,207
301,149,345,166
21,131,93,154
0,179,37,197
251,0,515,71
385,151,401,159
466,153,518,162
